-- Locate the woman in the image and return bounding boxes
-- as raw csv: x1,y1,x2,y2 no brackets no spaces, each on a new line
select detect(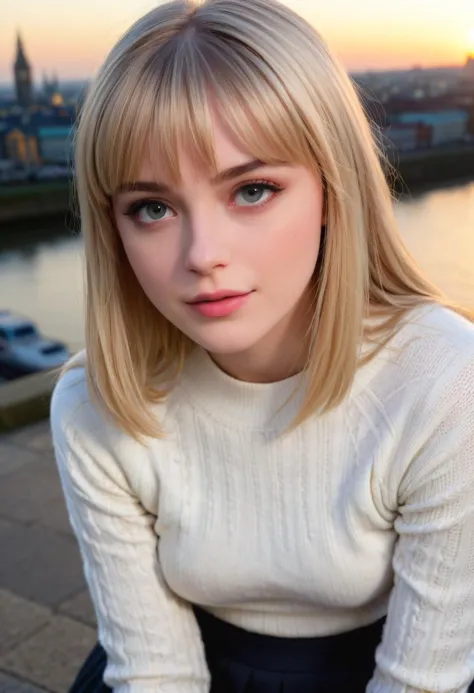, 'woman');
51,0,474,691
